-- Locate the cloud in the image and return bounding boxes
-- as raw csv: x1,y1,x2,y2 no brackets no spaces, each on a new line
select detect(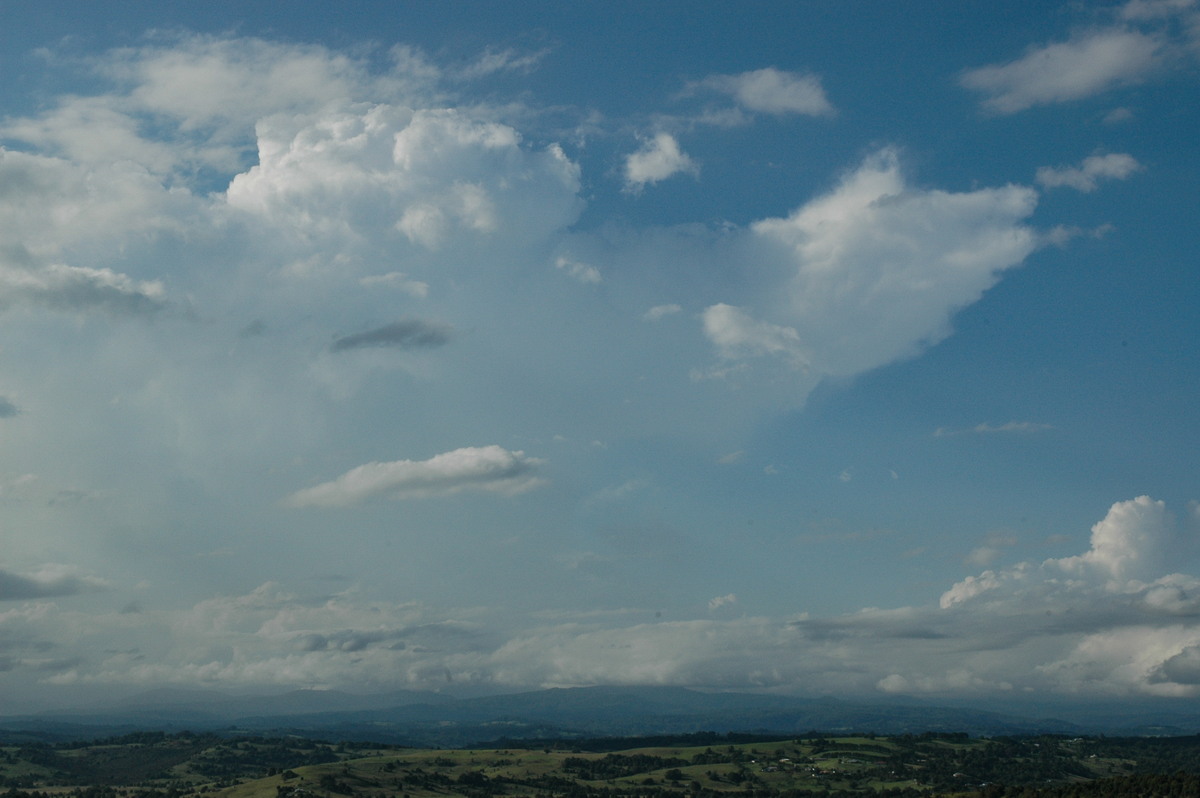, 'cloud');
643,304,681,321
0,397,17,418
17,496,1200,701
554,256,601,284
961,28,1162,113
698,68,833,116
934,421,1055,437
623,133,698,191
0,261,168,317
708,593,737,611
226,103,582,254
1036,152,1143,192
746,148,1038,376
357,271,429,297
331,319,453,352
0,565,108,601
1049,495,1193,582
702,304,807,366
1120,0,1197,22
285,445,545,507
454,46,549,80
